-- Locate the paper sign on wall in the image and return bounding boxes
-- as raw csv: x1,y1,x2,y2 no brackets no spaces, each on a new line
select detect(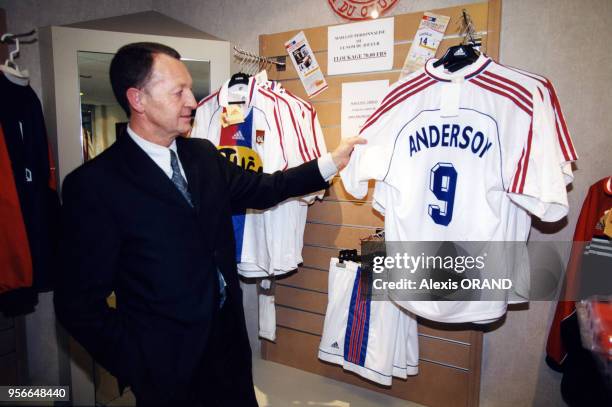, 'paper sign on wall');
328,17,394,76
399,12,450,80
341,80,389,138
285,31,328,98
